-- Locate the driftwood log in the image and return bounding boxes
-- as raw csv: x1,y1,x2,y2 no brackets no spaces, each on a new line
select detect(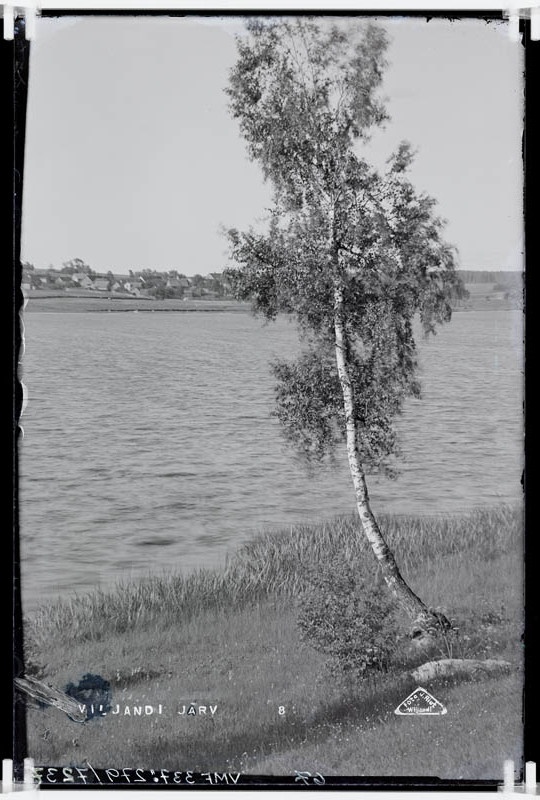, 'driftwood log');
412,658,512,683
15,676,87,723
